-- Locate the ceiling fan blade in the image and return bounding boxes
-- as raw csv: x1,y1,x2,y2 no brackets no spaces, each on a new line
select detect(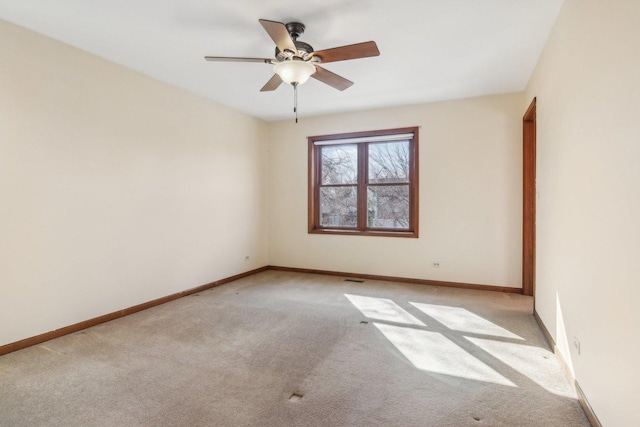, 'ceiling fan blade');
205,56,274,64
311,66,354,91
311,41,380,64
260,74,283,92
259,19,297,54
